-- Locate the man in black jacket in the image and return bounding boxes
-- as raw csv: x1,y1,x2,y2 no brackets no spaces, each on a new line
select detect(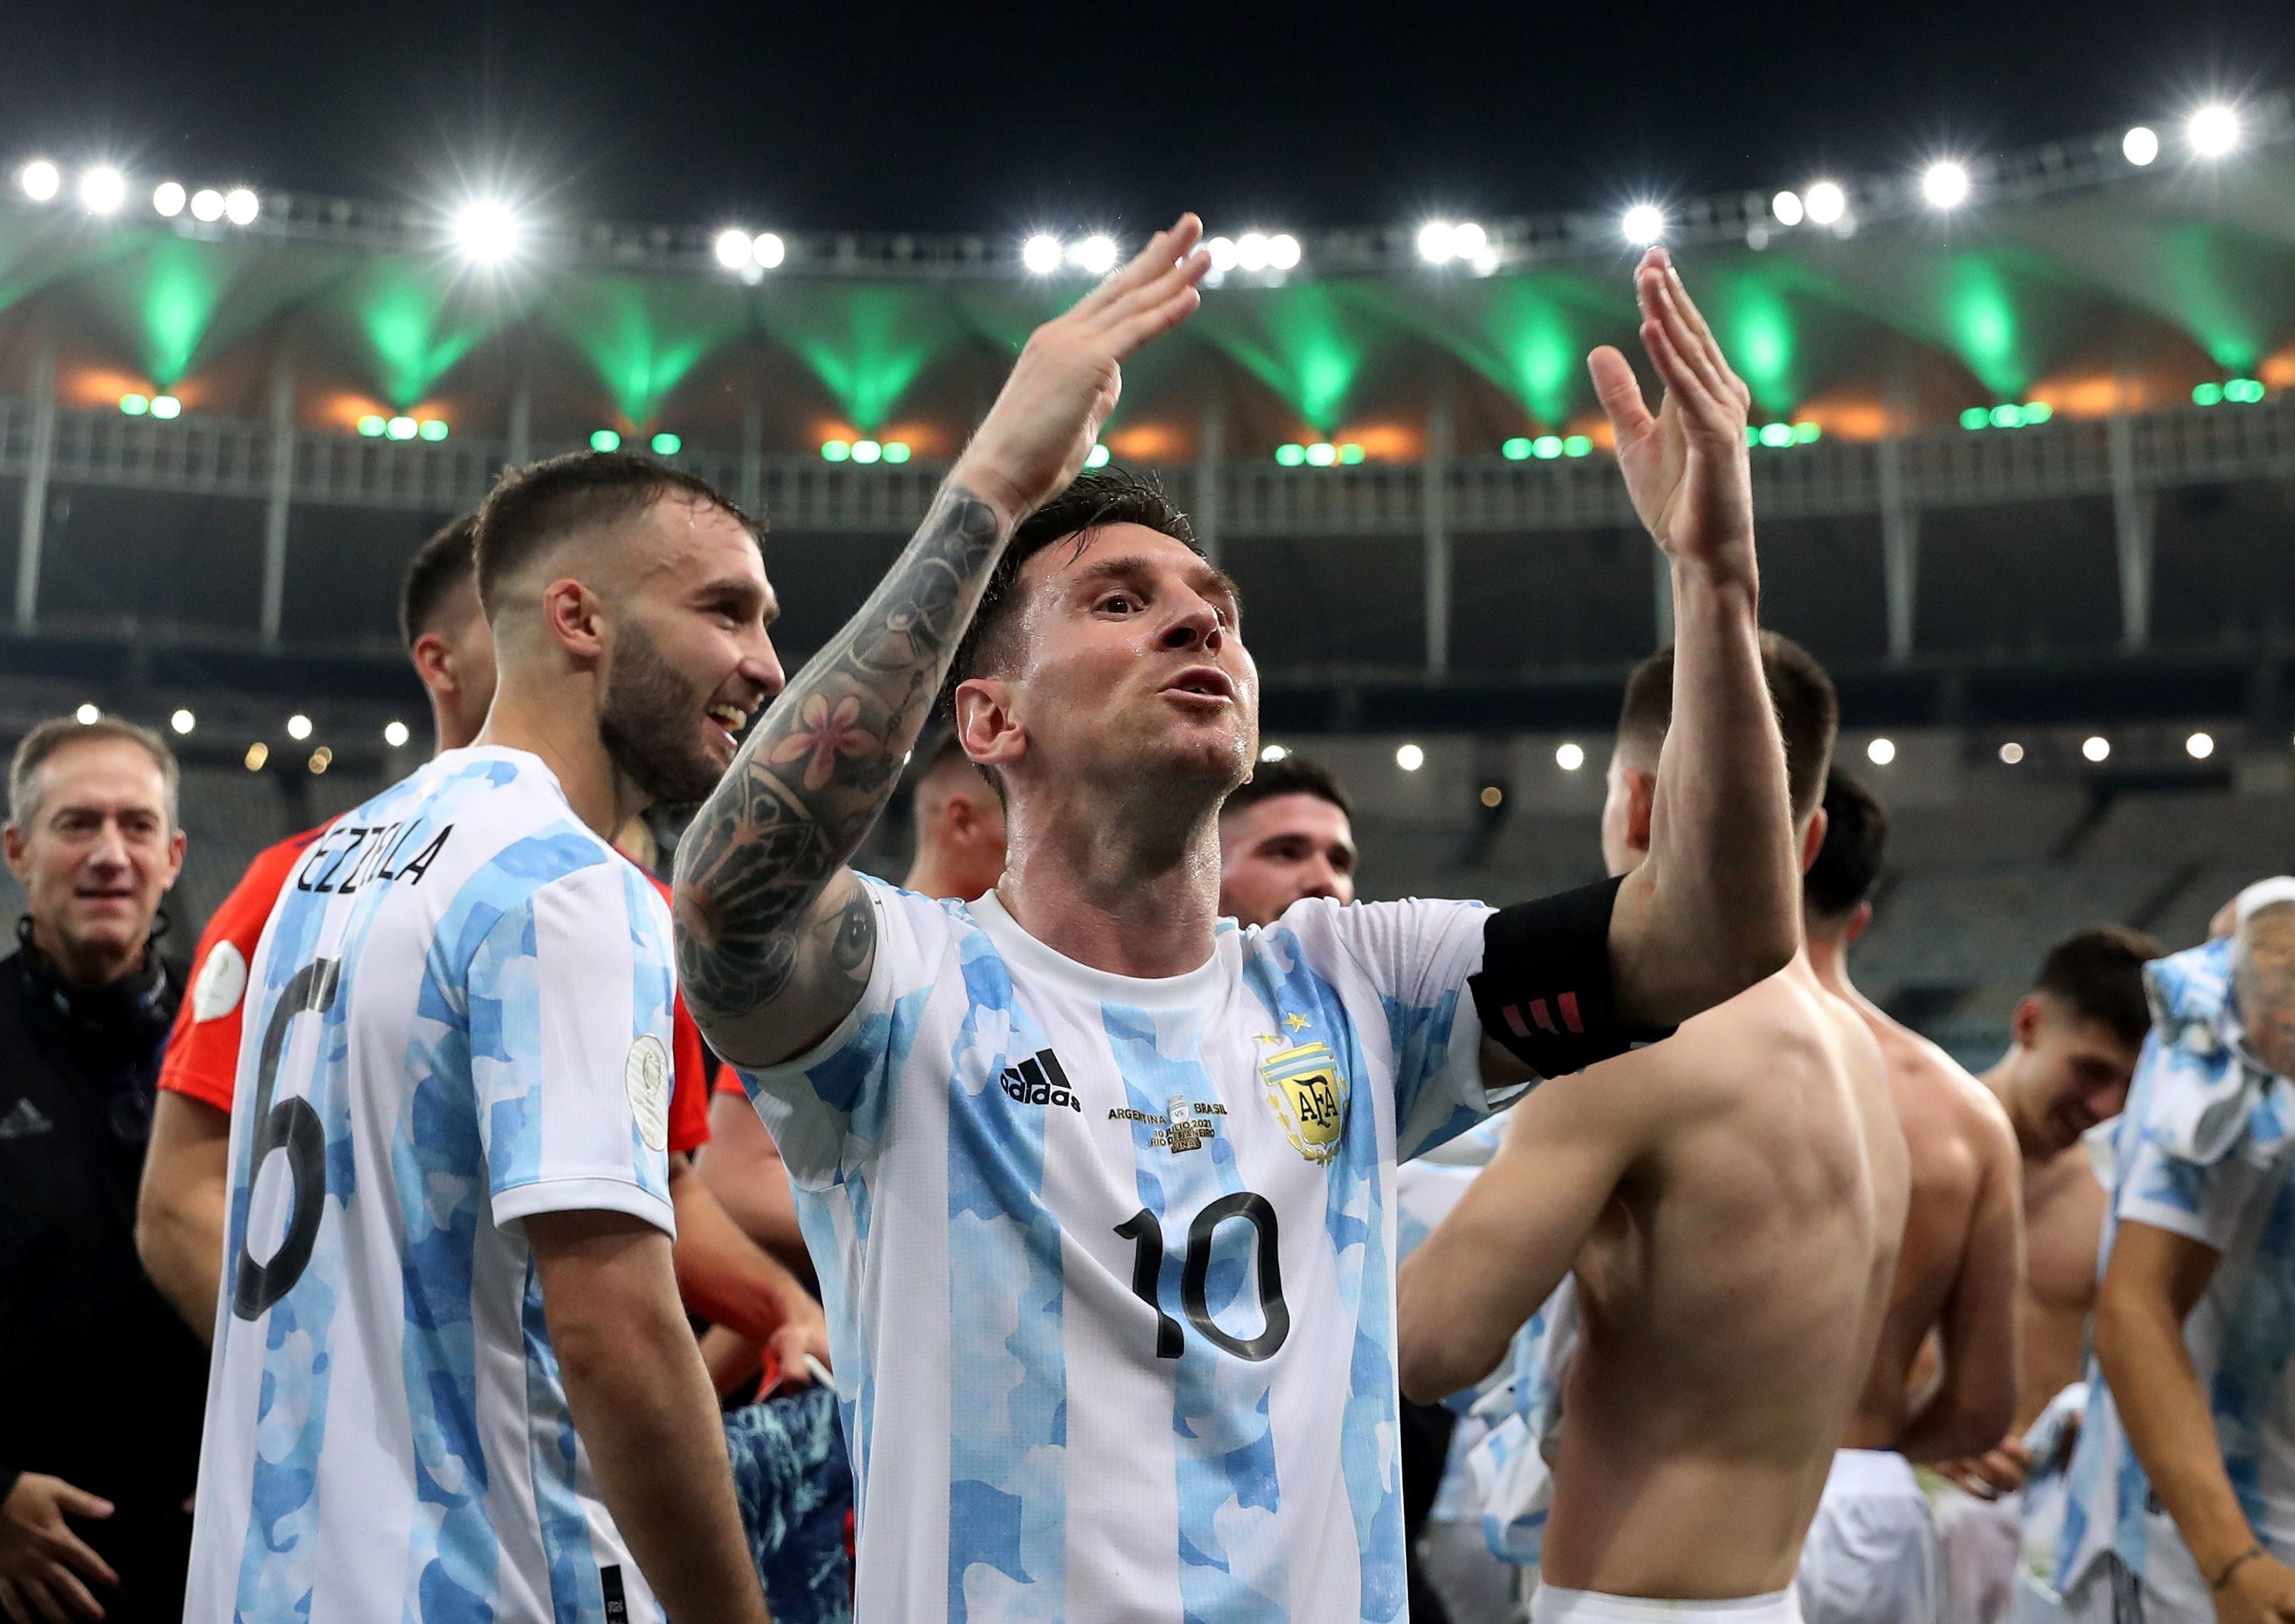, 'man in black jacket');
0,715,199,1624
